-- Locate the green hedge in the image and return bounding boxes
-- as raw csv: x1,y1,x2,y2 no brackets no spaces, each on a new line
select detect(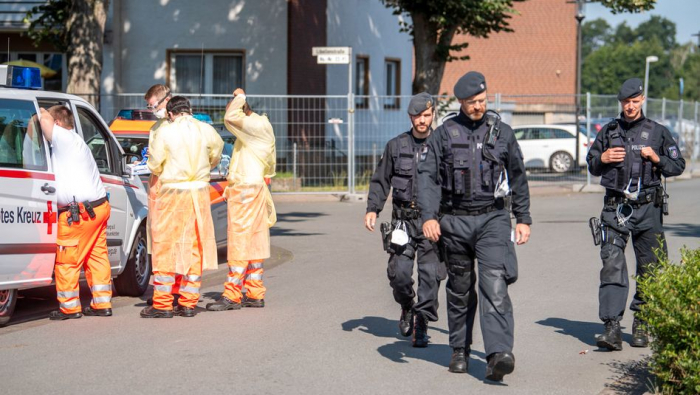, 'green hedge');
637,247,700,394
